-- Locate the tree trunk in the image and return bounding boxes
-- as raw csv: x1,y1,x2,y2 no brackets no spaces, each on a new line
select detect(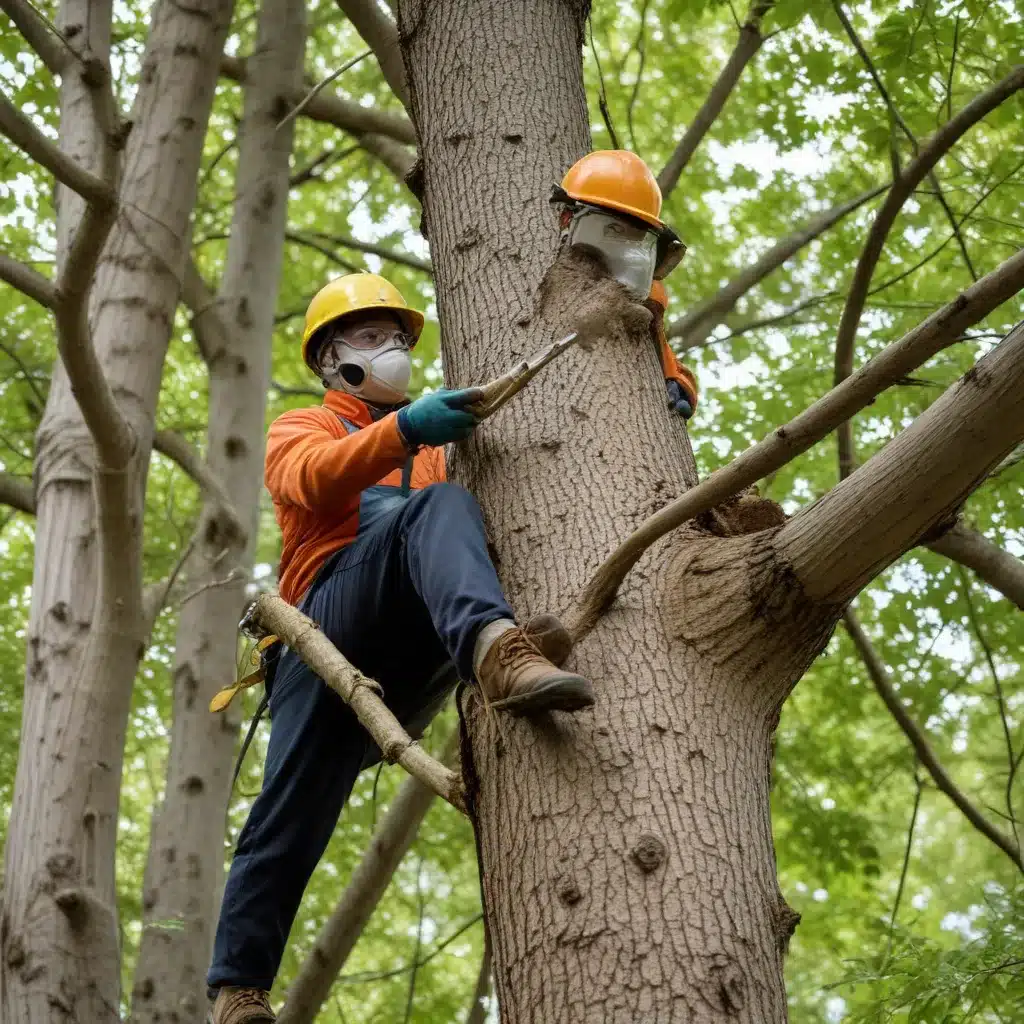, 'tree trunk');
398,1,818,1019
1,2,234,1020
130,1,304,1018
